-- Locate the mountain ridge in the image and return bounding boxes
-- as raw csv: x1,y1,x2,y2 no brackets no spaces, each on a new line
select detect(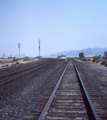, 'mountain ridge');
50,48,107,57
